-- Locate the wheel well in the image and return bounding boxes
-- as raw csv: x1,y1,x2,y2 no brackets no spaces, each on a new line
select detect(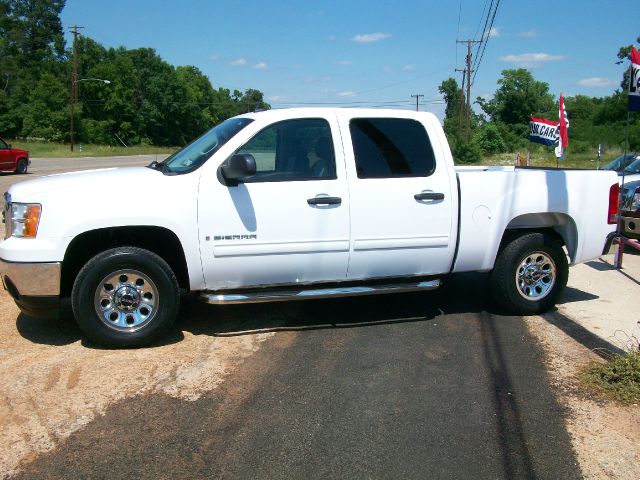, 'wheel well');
499,212,577,261
60,226,190,297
